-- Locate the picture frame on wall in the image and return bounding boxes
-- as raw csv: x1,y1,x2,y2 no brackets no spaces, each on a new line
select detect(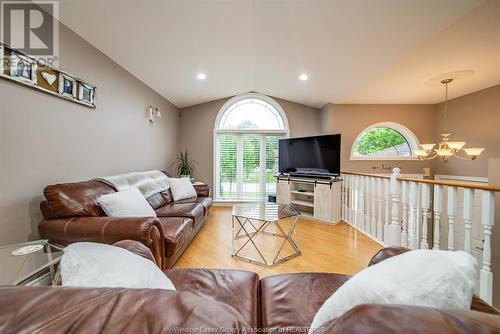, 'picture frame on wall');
9,51,38,85
78,82,95,106
58,73,77,98
0,44,4,75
